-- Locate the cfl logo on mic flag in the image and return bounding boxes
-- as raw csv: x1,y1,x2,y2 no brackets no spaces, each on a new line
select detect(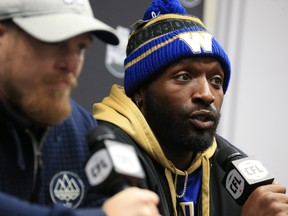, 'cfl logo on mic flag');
85,139,145,186
224,157,274,205
85,149,113,185
238,160,269,180
226,169,245,199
